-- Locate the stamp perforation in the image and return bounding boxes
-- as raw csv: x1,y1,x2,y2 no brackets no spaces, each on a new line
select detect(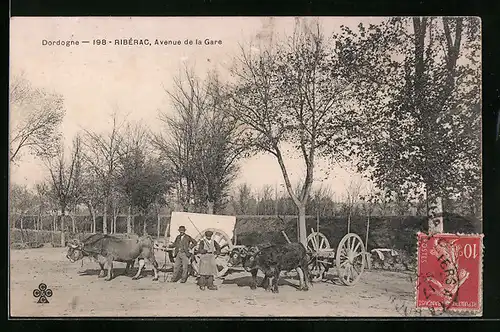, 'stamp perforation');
415,232,483,316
